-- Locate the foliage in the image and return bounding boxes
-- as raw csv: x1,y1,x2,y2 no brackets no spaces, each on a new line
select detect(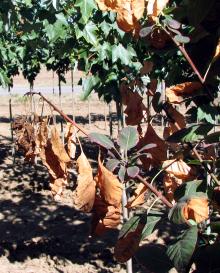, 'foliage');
7,0,220,272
